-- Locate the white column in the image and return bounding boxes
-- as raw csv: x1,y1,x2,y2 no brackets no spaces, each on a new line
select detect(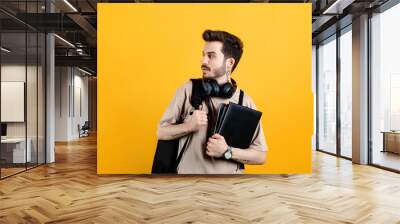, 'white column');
45,1,55,163
46,33,55,163
352,14,369,164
